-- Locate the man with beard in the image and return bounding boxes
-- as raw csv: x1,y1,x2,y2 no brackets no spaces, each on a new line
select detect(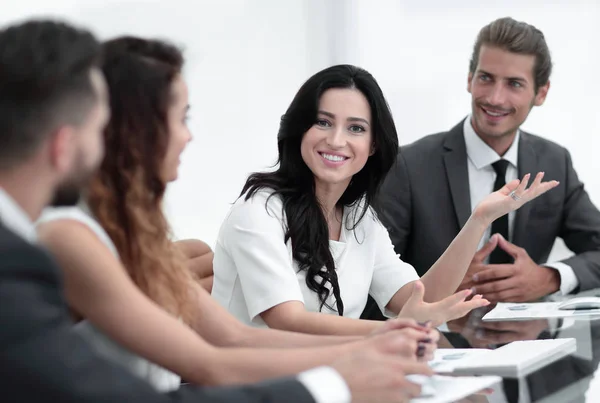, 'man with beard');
363,17,600,321
0,19,428,403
